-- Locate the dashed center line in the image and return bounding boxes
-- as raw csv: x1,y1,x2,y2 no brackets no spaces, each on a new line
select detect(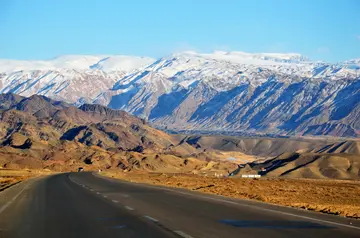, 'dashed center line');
96,192,100,195
112,200,119,203
174,230,194,238
124,206,134,211
143,215,158,222
103,195,107,198
174,231,193,238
